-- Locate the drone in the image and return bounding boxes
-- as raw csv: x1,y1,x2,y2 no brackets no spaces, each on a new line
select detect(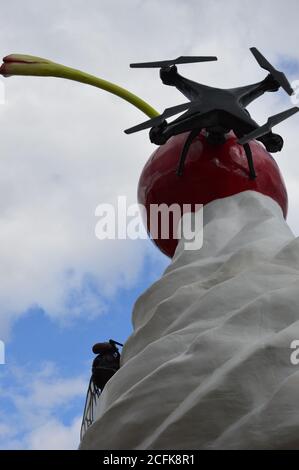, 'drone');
125,48,299,179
